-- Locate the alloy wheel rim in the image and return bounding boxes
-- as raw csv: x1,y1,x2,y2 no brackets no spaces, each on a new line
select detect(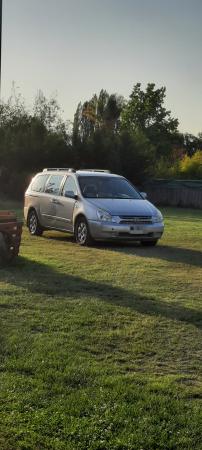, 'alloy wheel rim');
77,222,87,244
29,213,37,234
